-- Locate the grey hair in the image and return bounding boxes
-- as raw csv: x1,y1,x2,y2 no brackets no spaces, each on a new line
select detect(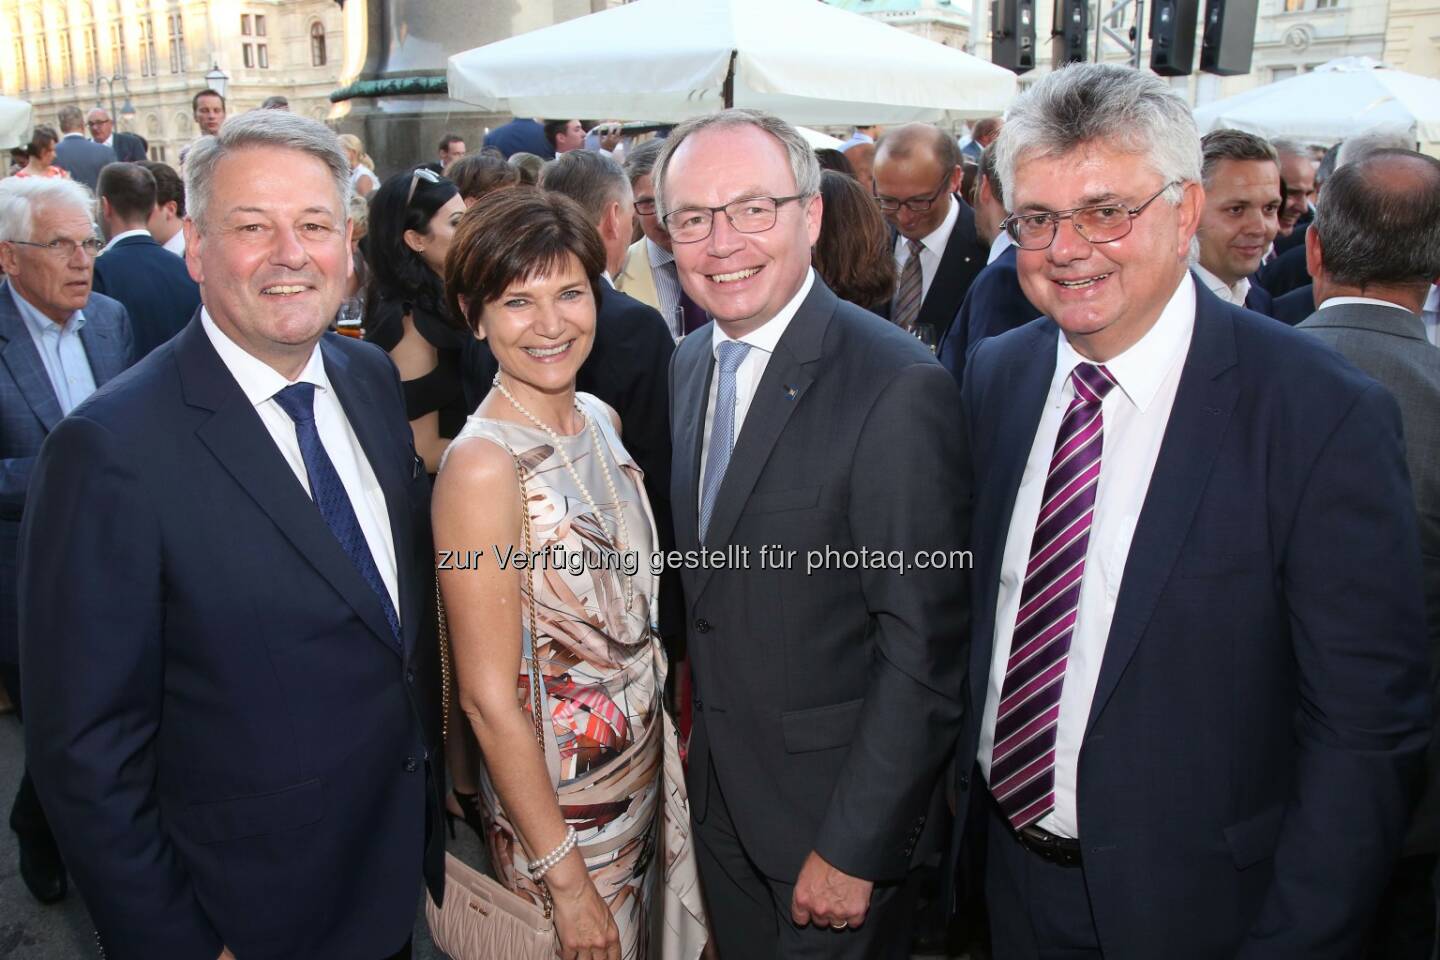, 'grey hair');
538,148,633,225
994,63,1201,212
653,108,821,220
185,109,351,232
1200,129,1279,187
0,177,97,243
1270,138,1309,161
1313,149,1440,288
1336,128,1416,170
57,104,85,133
623,138,666,186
